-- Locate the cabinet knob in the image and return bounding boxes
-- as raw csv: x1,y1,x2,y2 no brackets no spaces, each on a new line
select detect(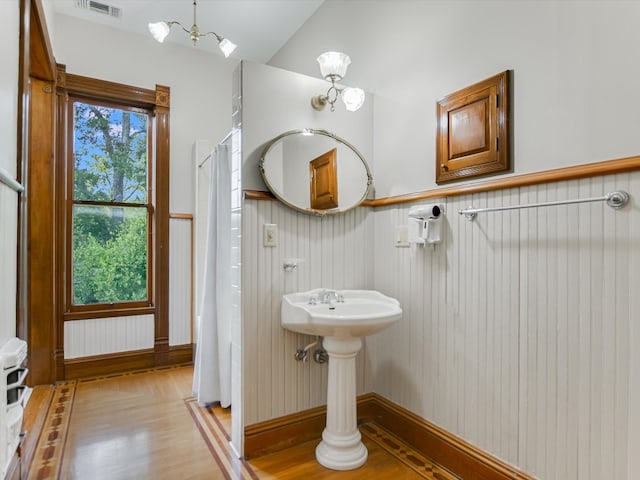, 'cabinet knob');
440,163,449,171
